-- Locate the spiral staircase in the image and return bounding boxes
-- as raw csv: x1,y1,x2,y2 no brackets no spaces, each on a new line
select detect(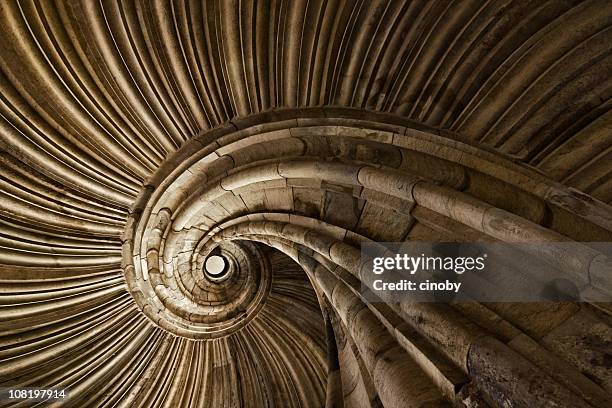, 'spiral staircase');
0,1,611,407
